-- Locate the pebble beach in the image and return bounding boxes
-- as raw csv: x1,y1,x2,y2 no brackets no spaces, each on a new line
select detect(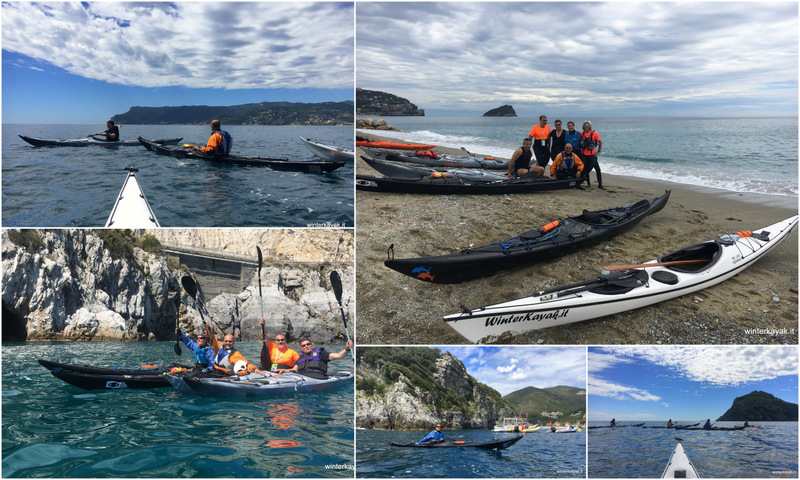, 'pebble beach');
355,133,799,345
